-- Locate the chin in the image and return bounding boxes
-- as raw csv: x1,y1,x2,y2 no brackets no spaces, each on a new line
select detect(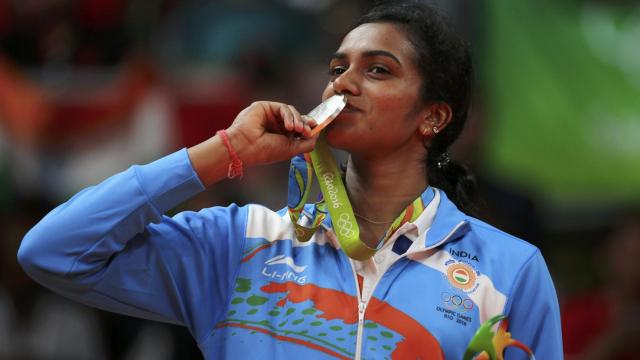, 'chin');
324,126,352,150
324,126,368,155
